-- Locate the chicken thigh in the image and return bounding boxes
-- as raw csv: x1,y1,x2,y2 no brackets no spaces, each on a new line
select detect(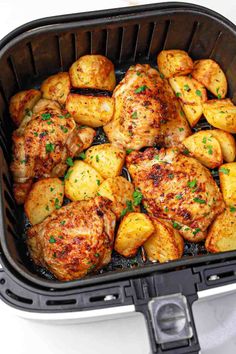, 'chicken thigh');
104,64,191,150
126,148,225,242
27,196,116,281
10,99,94,204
